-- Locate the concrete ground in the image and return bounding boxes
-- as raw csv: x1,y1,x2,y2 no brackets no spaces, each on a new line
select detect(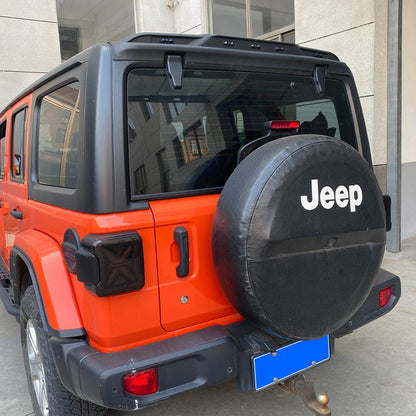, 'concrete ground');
1,238,415,416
